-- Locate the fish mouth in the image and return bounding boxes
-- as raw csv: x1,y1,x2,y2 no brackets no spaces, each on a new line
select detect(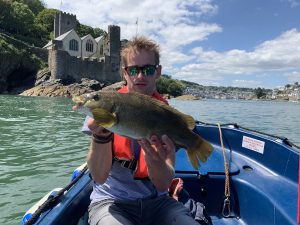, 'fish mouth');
72,96,86,104
72,92,100,111
72,96,88,110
